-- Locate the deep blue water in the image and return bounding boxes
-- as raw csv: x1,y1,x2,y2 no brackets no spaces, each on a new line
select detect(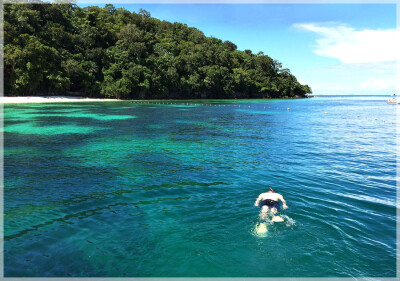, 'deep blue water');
3,96,397,277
